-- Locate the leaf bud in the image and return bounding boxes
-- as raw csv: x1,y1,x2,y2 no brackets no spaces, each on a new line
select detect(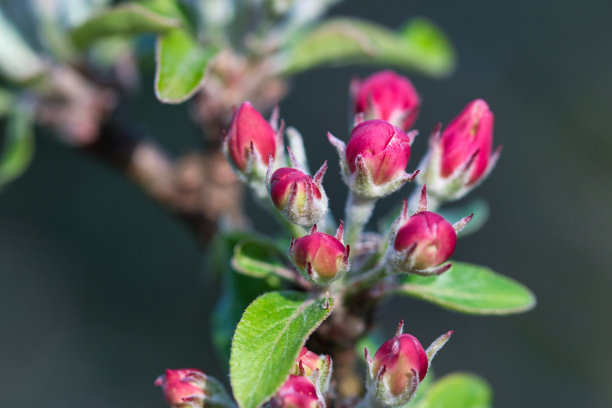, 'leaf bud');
352,70,420,131
328,120,418,198
418,99,501,202
289,223,350,286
